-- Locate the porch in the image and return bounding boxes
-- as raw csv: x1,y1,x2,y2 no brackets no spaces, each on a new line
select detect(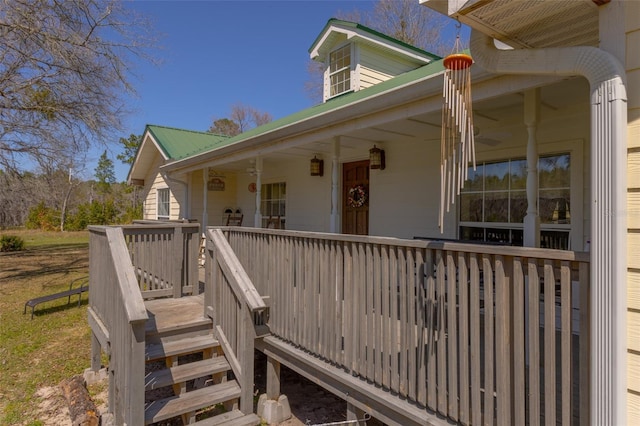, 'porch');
87,222,590,425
